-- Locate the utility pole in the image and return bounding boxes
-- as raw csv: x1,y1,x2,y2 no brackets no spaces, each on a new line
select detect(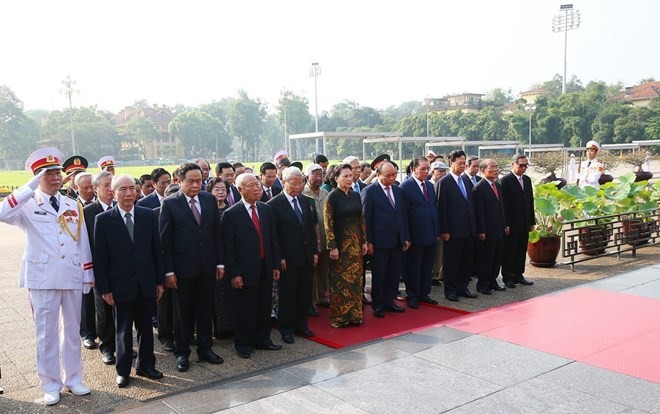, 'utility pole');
59,76,79,154
552,5,581,94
